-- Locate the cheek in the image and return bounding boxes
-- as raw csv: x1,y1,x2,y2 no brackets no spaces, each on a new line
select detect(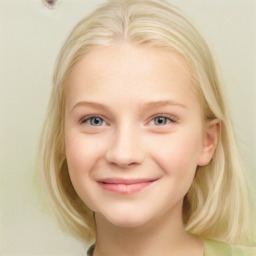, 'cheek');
64,132,107,196
64,133,106,210
149,128,202,177
65,133,103,169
